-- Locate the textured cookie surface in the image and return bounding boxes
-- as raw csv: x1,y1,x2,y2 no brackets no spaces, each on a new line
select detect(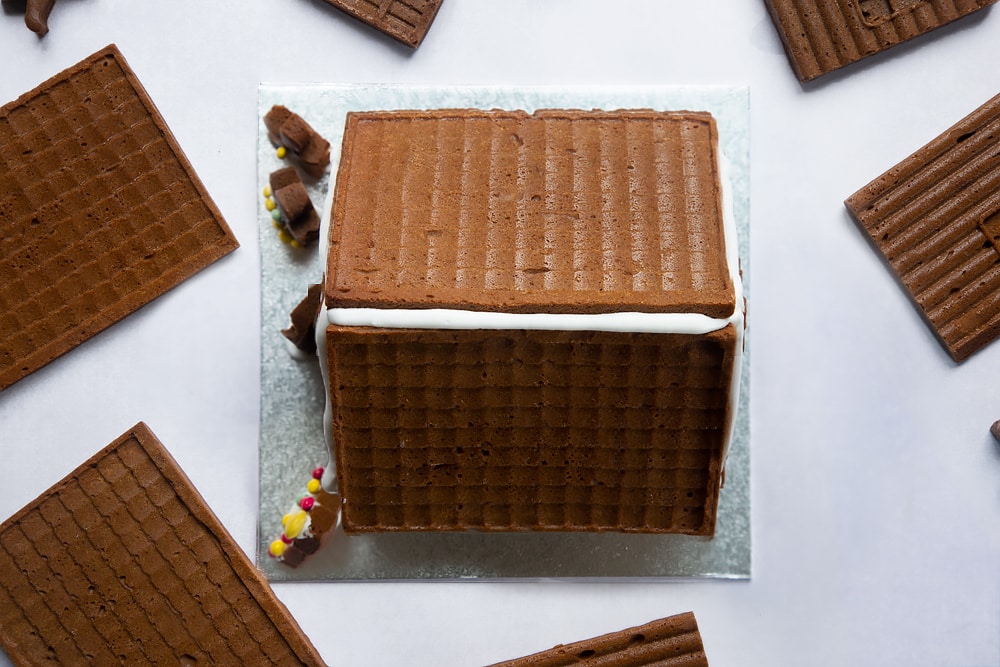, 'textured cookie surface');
487,612,709,666
328,109,734,317
0,423,326,667
329,326,736,535
764,0,997,82
845,93,1000,361
0,44,238,391
321,0,444,47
